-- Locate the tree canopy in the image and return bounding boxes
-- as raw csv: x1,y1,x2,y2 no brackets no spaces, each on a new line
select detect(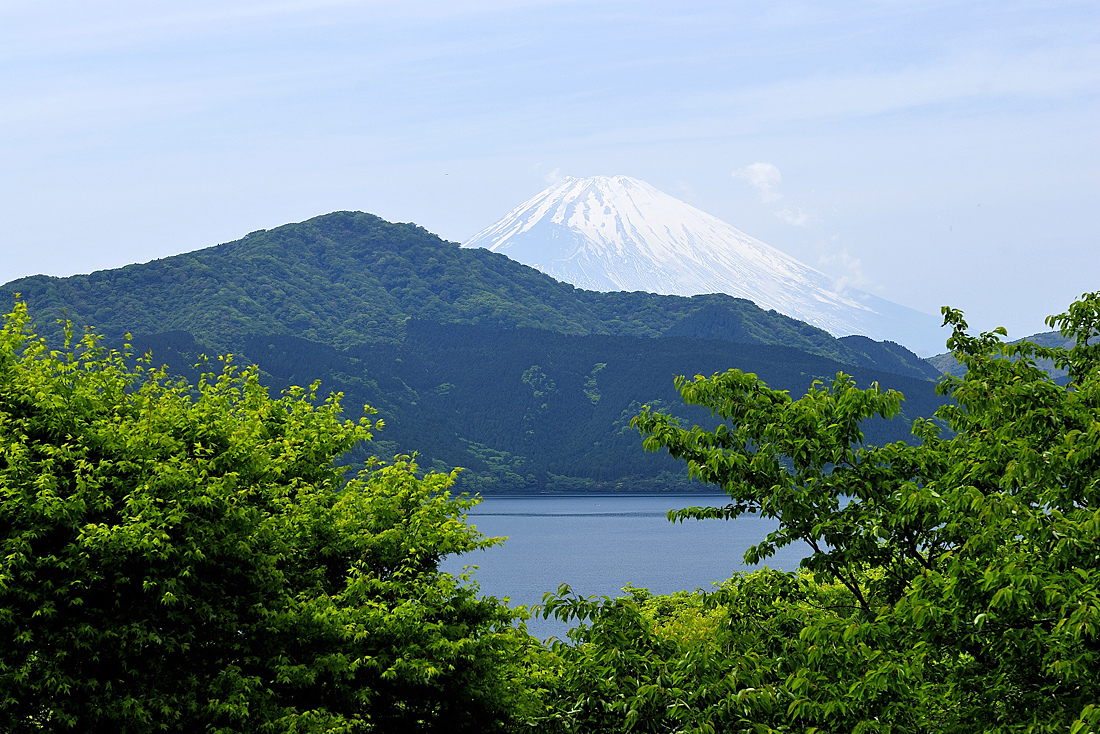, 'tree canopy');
535,292,1100,733
0,302,533,733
